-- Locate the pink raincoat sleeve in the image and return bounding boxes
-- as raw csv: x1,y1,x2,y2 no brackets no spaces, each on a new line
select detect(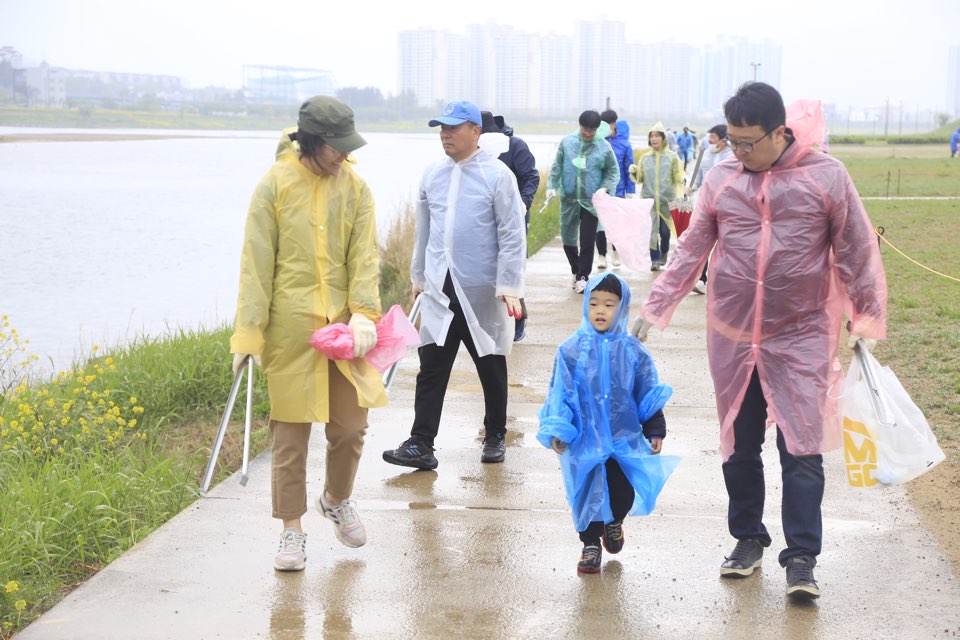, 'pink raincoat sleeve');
827,172,888,339
640,180,722,328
